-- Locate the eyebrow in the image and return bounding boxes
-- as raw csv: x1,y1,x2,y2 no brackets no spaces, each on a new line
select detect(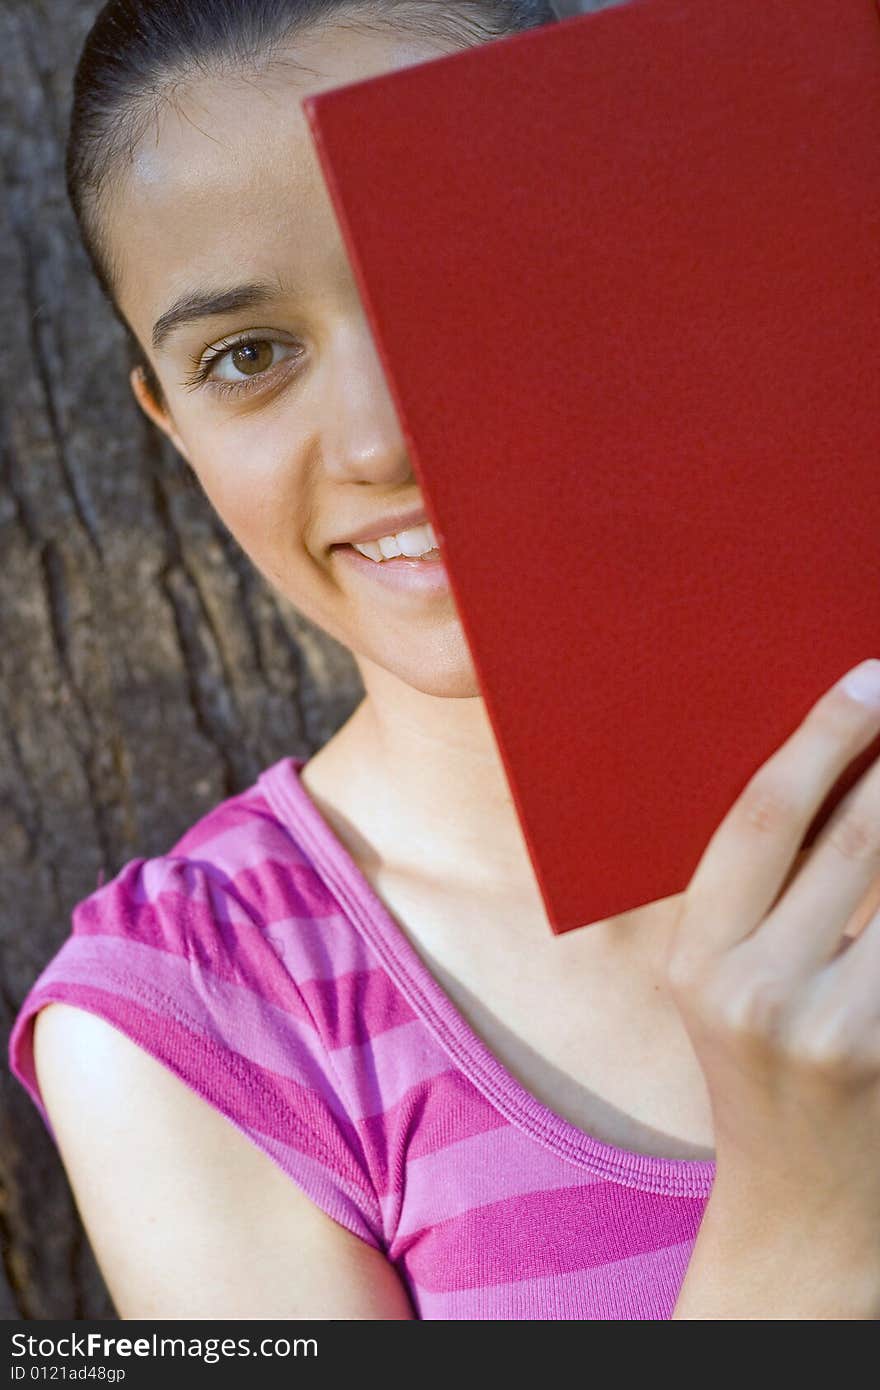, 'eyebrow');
151,279,284,352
